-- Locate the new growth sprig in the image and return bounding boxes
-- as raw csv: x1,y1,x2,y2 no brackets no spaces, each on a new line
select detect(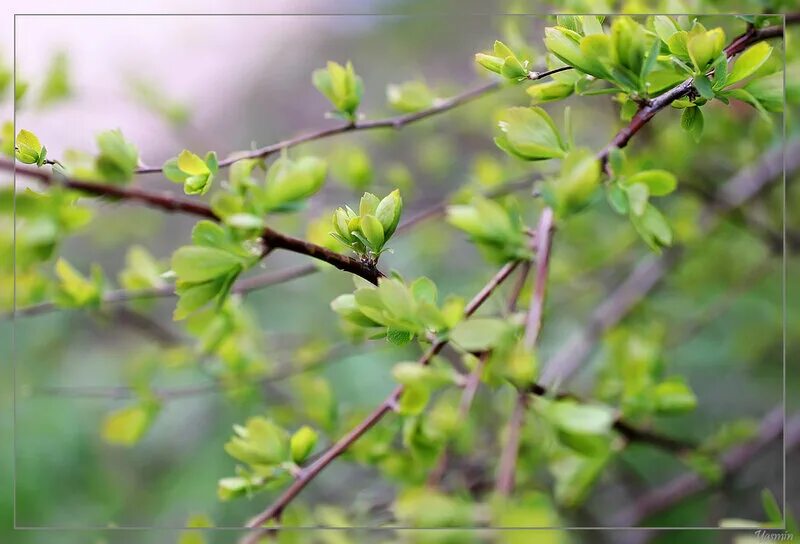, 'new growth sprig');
330,189,403,265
